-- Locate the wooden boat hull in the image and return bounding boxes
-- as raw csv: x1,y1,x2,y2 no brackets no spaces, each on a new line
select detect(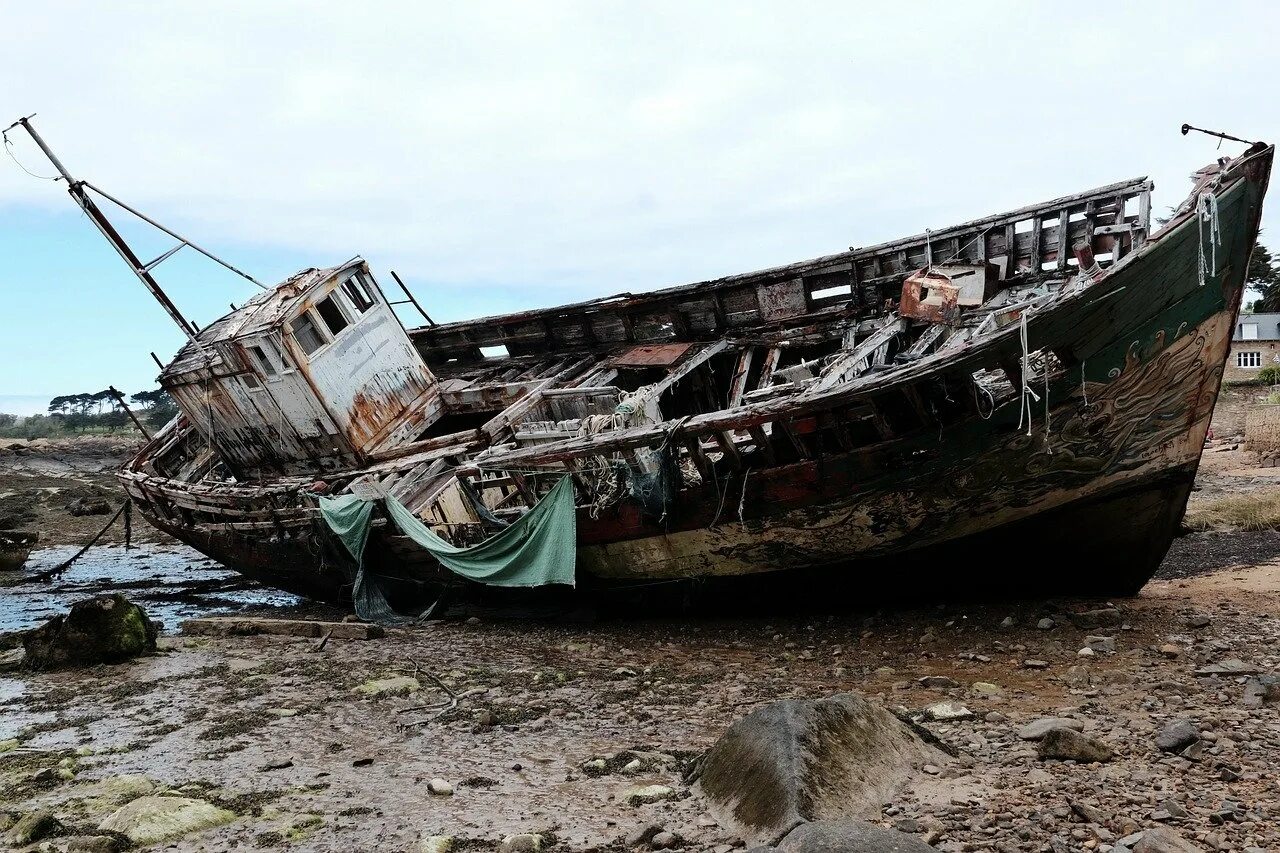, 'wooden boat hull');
121,145,1271,611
